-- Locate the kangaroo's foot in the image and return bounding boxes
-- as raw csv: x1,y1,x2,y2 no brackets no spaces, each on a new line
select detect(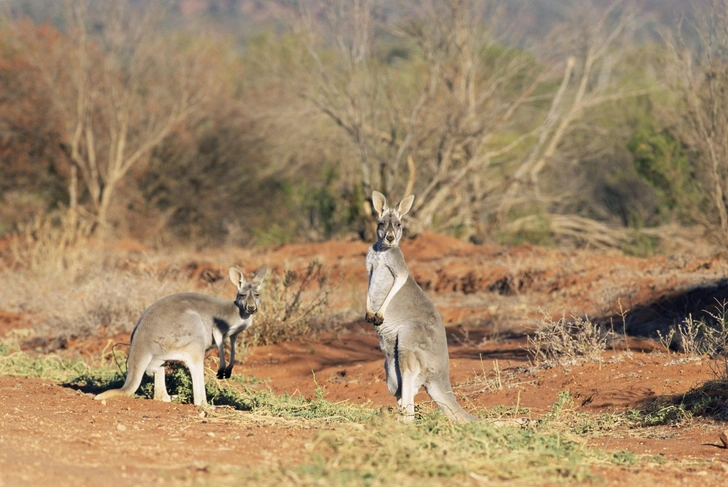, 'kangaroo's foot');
154,390,172,402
